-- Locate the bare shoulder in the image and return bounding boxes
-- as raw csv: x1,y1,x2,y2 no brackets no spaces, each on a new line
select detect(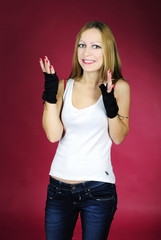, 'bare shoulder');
114,79,130,100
